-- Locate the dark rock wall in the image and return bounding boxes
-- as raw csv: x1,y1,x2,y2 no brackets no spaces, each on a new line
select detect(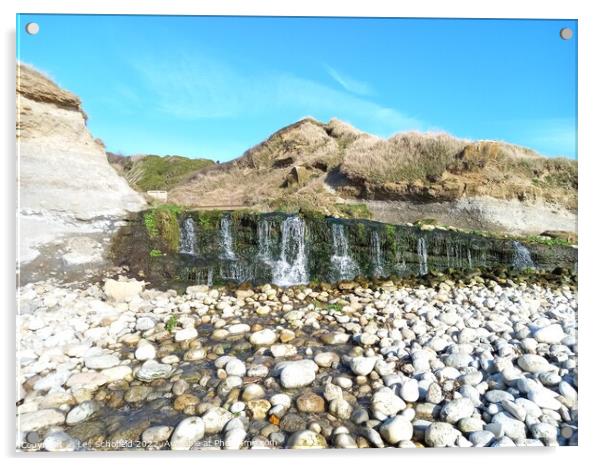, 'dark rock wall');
111,209,577,288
